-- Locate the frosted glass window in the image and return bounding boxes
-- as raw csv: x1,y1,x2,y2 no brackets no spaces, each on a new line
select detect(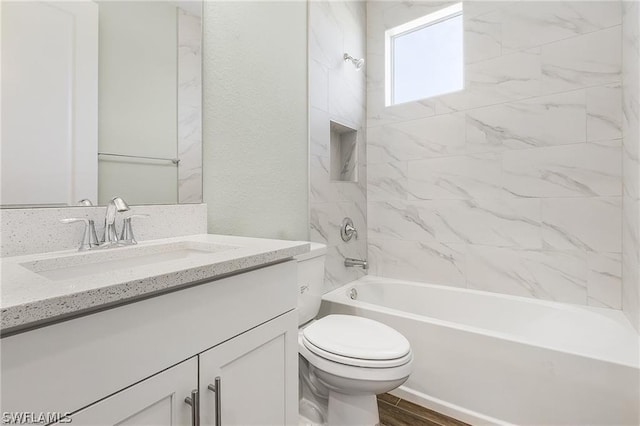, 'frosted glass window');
385,3,463,106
